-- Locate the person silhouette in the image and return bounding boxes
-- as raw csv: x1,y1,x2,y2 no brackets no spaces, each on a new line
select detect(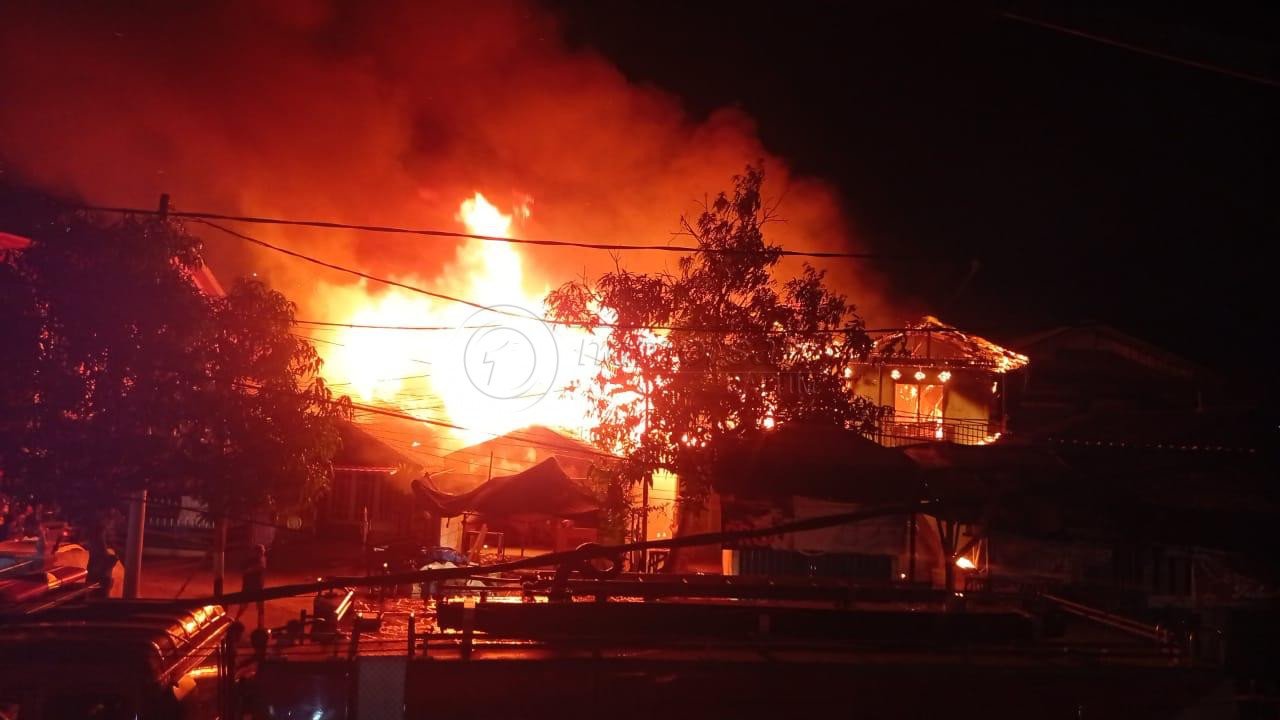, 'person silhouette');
238,543,268,629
